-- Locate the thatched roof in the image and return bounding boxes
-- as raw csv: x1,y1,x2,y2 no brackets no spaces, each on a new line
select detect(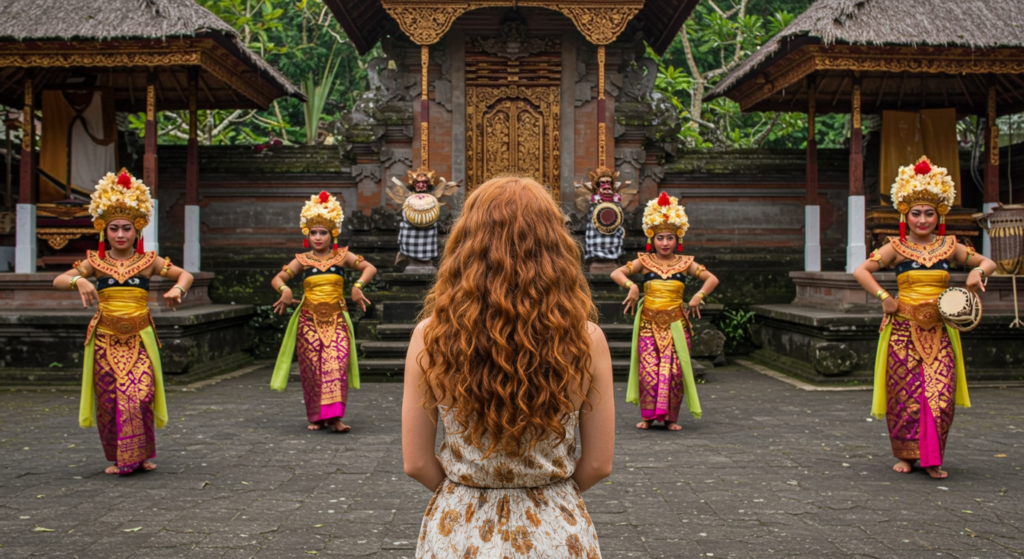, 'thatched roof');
0,0,303,110
324,0,699,55
707,0,1024,114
